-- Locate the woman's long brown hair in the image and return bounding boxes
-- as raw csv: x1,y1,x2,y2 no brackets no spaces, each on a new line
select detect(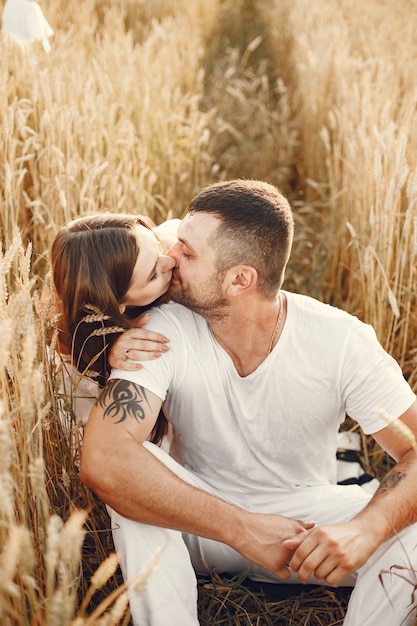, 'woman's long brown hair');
51,213,168,444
